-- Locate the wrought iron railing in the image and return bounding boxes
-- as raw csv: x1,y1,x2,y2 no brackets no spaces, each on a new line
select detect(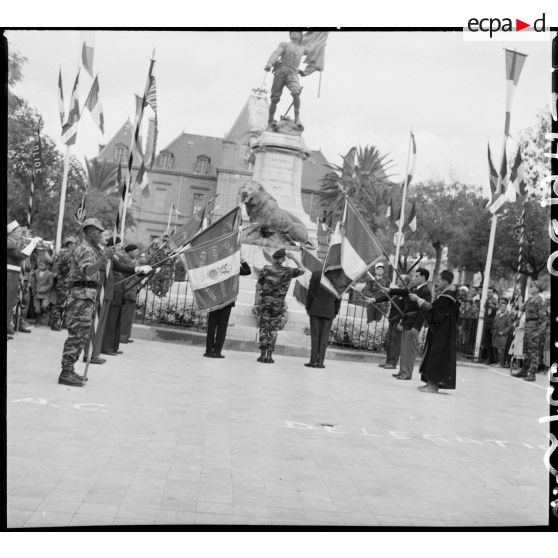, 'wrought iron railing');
134,275,479,357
